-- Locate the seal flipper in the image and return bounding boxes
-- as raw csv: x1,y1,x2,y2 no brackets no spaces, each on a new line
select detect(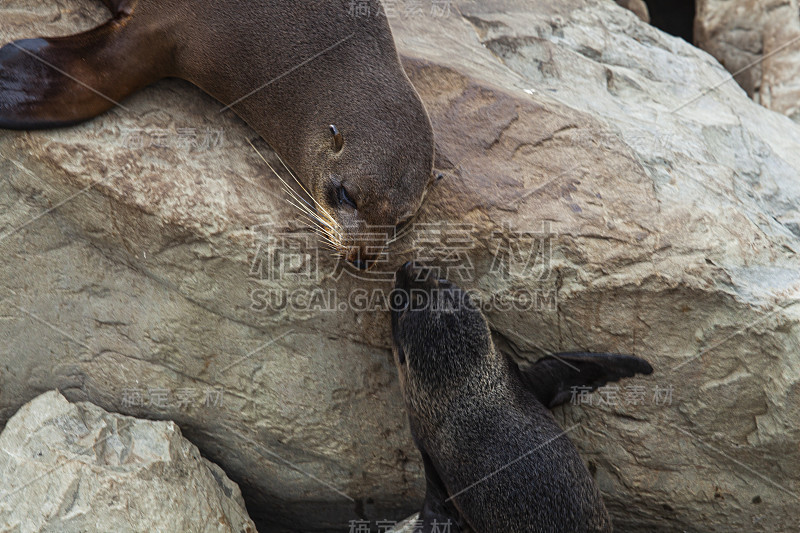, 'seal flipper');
517,352,653,409
0,8,169,130
417,449,464,533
